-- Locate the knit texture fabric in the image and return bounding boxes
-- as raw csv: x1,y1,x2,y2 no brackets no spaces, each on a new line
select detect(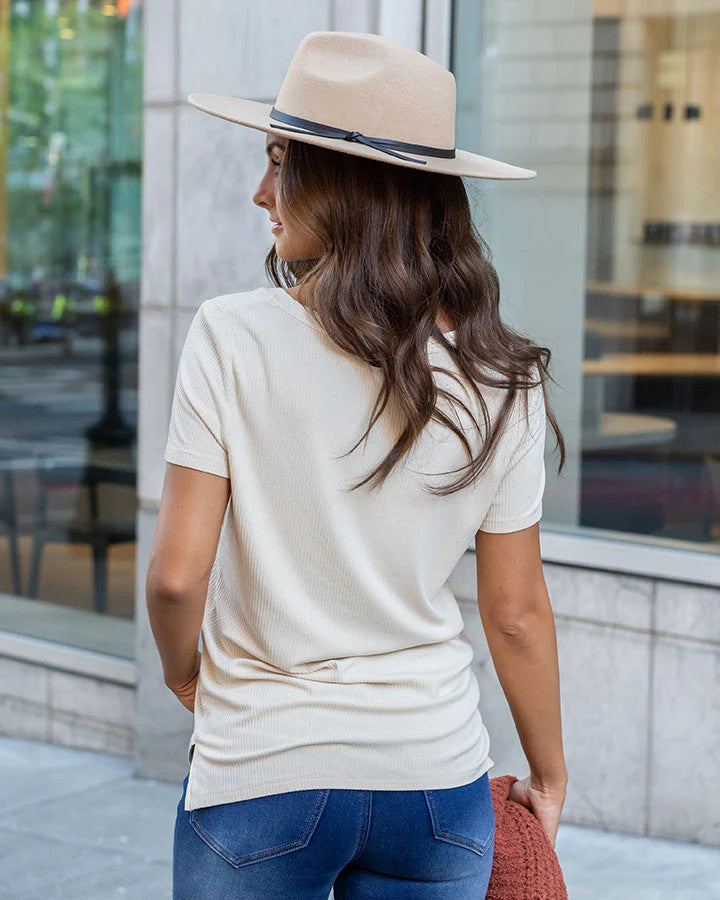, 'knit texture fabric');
487,775,568,900
165,288,548,811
